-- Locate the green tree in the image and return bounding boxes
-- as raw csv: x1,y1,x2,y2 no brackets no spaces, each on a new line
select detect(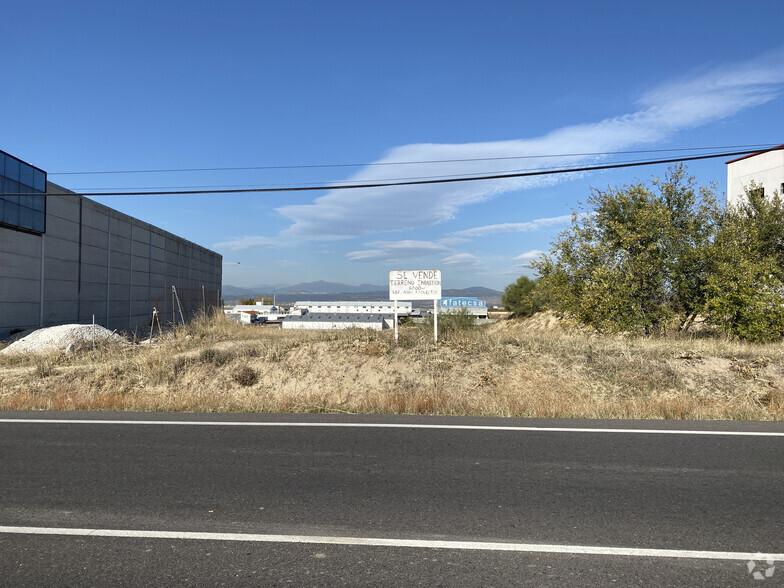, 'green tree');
238,296,273,305
531,165,720,335
704,186,784,342
501,275,542,317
